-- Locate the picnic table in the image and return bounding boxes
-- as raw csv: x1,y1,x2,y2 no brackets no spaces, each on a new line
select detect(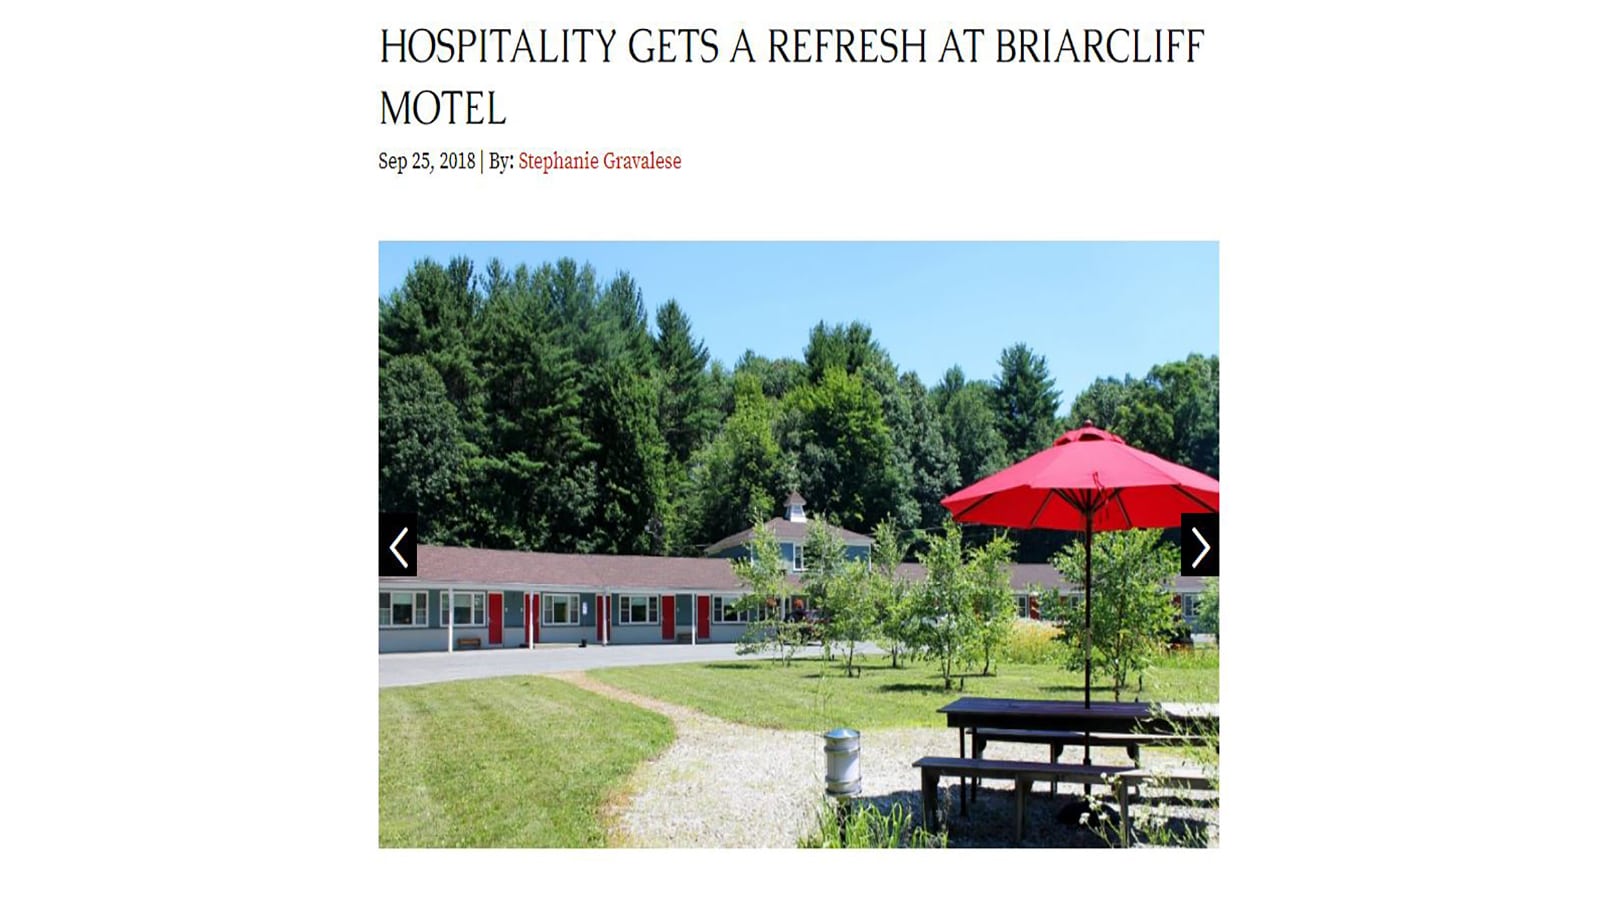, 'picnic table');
938,697,1218,736
935,697,1218,811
